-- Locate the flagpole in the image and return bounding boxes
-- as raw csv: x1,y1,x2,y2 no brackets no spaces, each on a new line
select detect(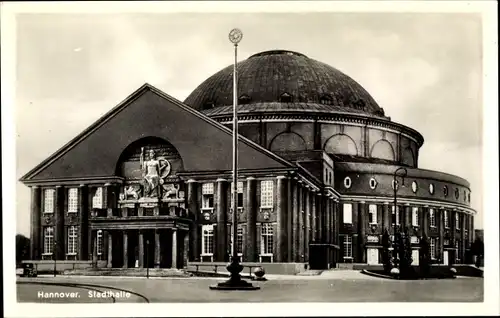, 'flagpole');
210,28,259,290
